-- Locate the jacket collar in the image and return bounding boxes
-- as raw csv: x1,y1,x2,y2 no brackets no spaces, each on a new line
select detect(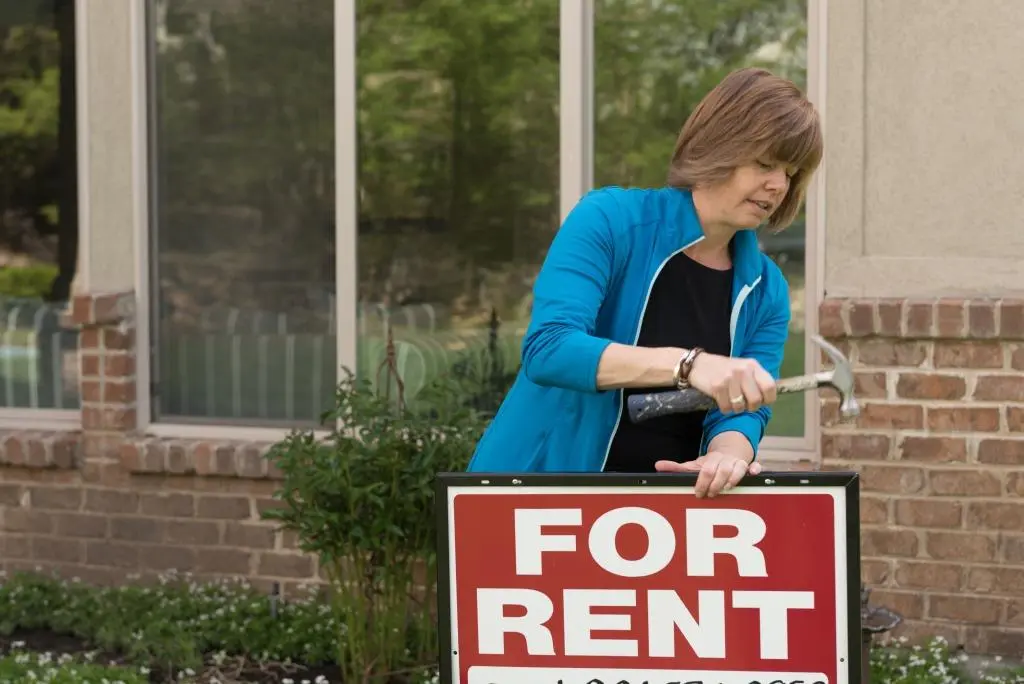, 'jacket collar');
668,187,765,286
